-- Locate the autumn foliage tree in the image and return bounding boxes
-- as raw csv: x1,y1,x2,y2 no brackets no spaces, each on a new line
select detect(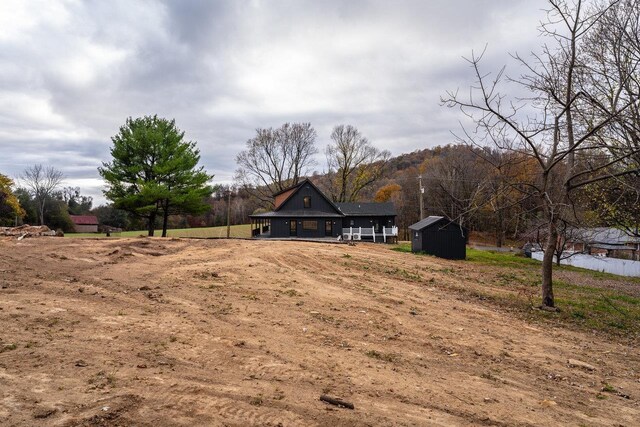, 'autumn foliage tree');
374,183,402,202
0,174,25,226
